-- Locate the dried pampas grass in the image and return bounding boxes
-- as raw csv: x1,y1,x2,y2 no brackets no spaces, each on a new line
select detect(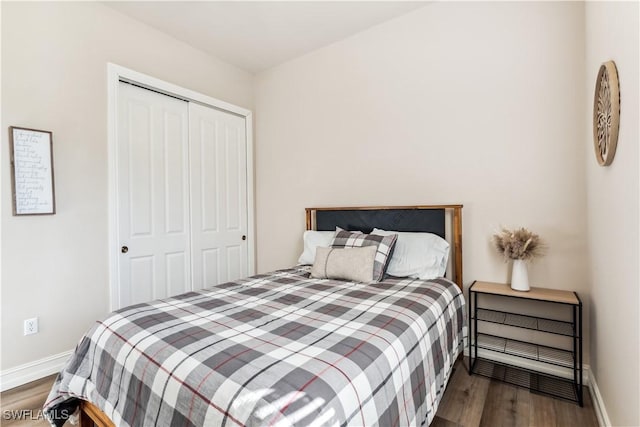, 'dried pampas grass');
493,227,545,261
